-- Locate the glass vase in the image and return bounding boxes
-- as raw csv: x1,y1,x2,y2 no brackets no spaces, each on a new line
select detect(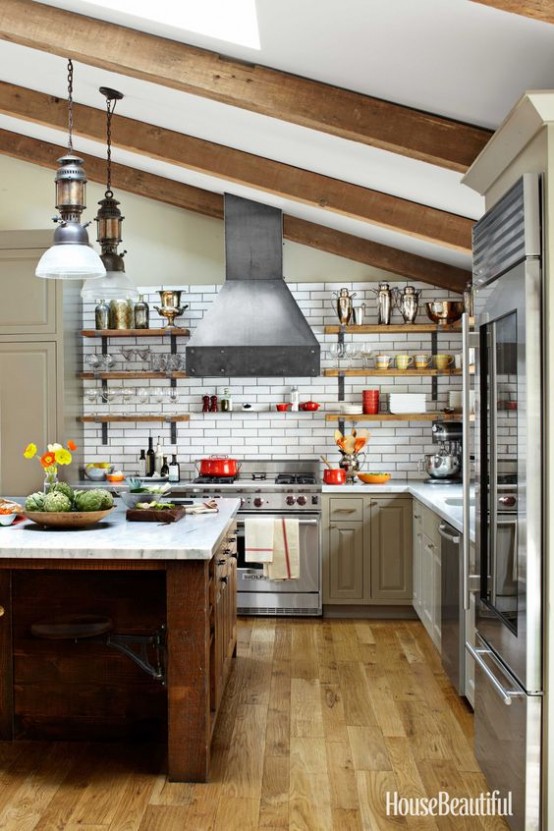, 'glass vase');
43,467,59,493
